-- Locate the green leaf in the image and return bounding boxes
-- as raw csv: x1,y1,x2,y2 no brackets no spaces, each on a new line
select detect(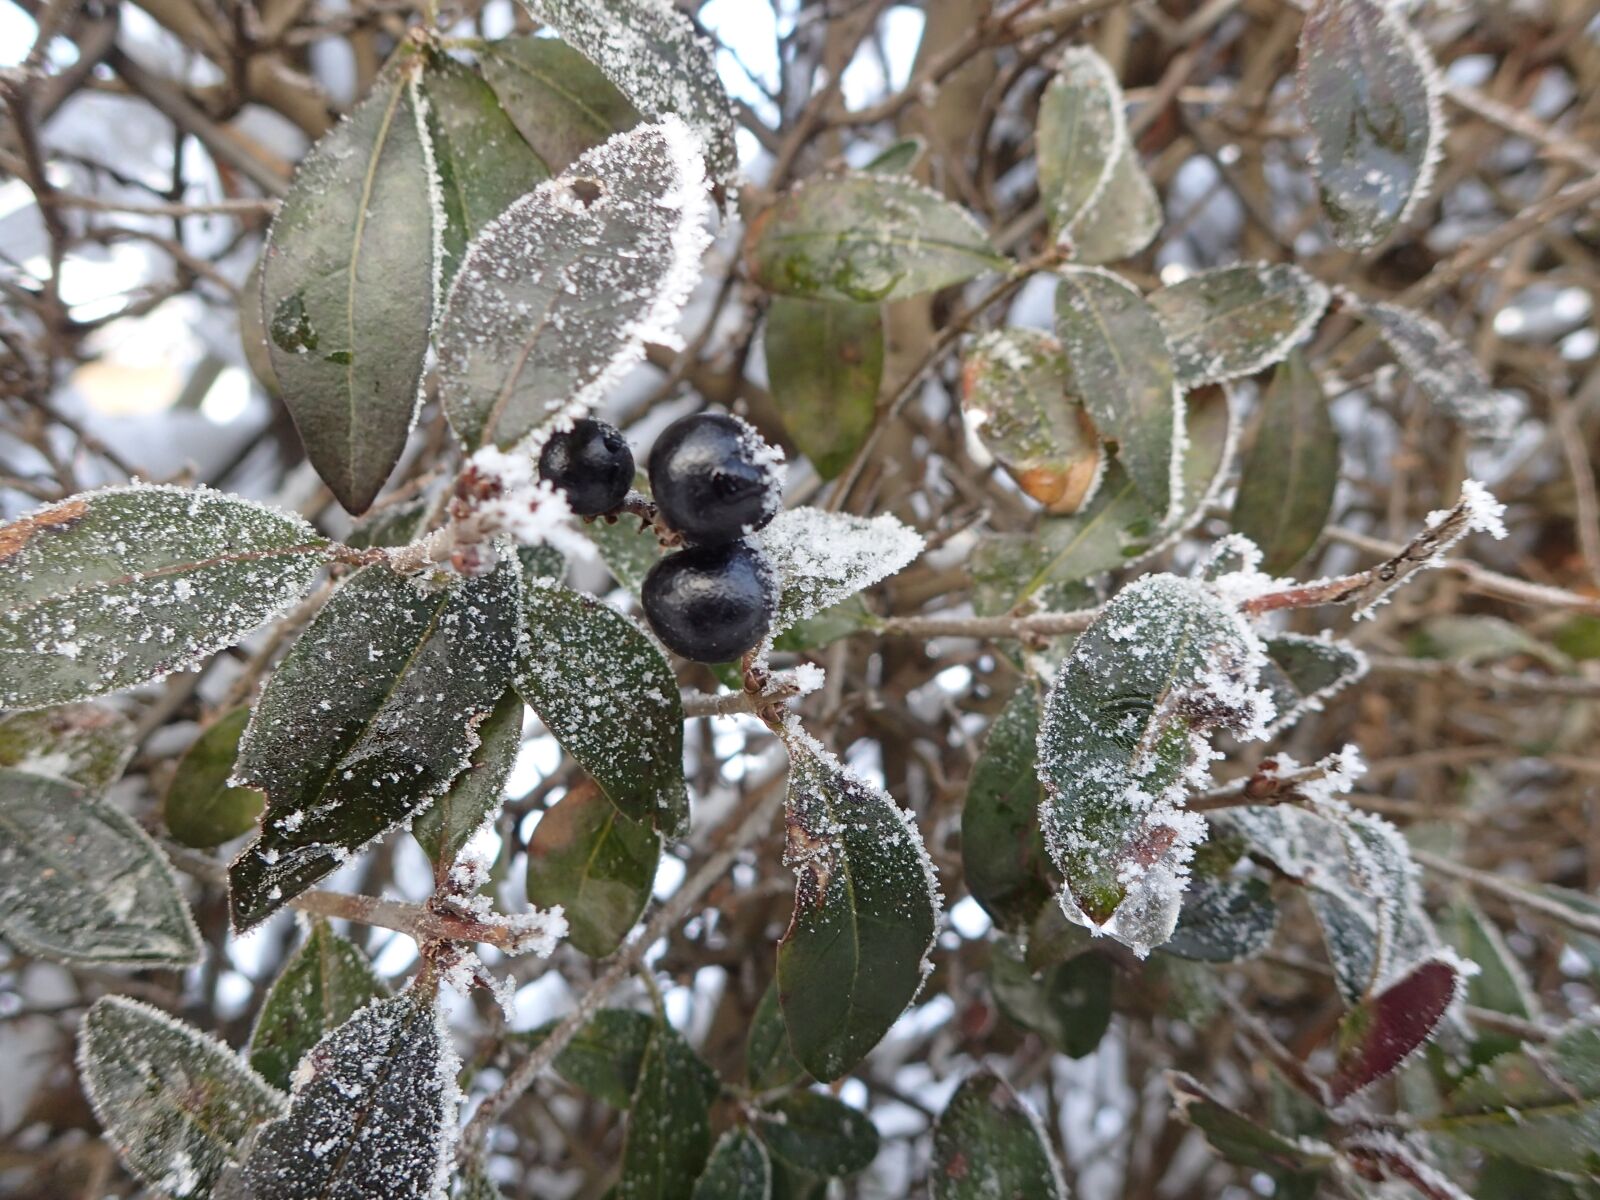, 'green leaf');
519,582,687,833
1067,144,1162,265
755,1092,879,1177
1165,874,1279,962
971,383,1235,614
931,1068,1066,1200
1361,300,1514,437
1036,574,1268,954
1412,614,1568,670
1429,1023,1600,1173
618,1020,719,1200
247,918,387,1091
419,50,551,293
412,688,523,868
78,996,286,1199
771,594,879,654
261,61,435,513
0,485,327,709
1168,1071,1334,1178
765,297,882,480
586,505,663,596
1055,266,1179,519
345,496,433,550
477,35,640,175
526,779,661,957
1257,633,1367,736
754,508,923,643
746,979,805,1091
775,732,940,1081
0,701,134,790
745,175,1004,303
0,768,202,967
1036,47,1124,240
1230,350,1340,573
1330,953,1463,1101
229,556,522,930
437,120,709,452
1453,903,1536,1022
1149,265,1330,389
990,936,1112,1059
694,1129,772,1200
540,1008,658,1107
860,136,924,175
225,987,456,1200
961,681,1054,931
1298,0,1441,251
960,328,1104,514
517,0,737,184
163,708,266,848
